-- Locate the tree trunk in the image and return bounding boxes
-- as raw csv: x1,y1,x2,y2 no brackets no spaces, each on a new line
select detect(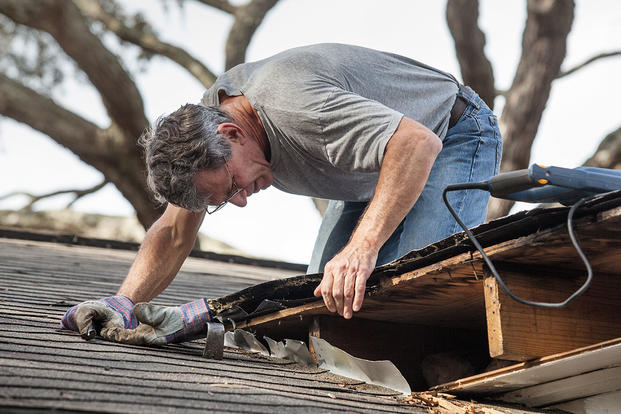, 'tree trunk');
225,0,279,70
446,0,496,109
486,0,575,220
